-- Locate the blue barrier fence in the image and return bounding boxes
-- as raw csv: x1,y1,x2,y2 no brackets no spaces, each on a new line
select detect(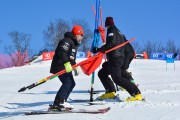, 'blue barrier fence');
150,53,179,61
